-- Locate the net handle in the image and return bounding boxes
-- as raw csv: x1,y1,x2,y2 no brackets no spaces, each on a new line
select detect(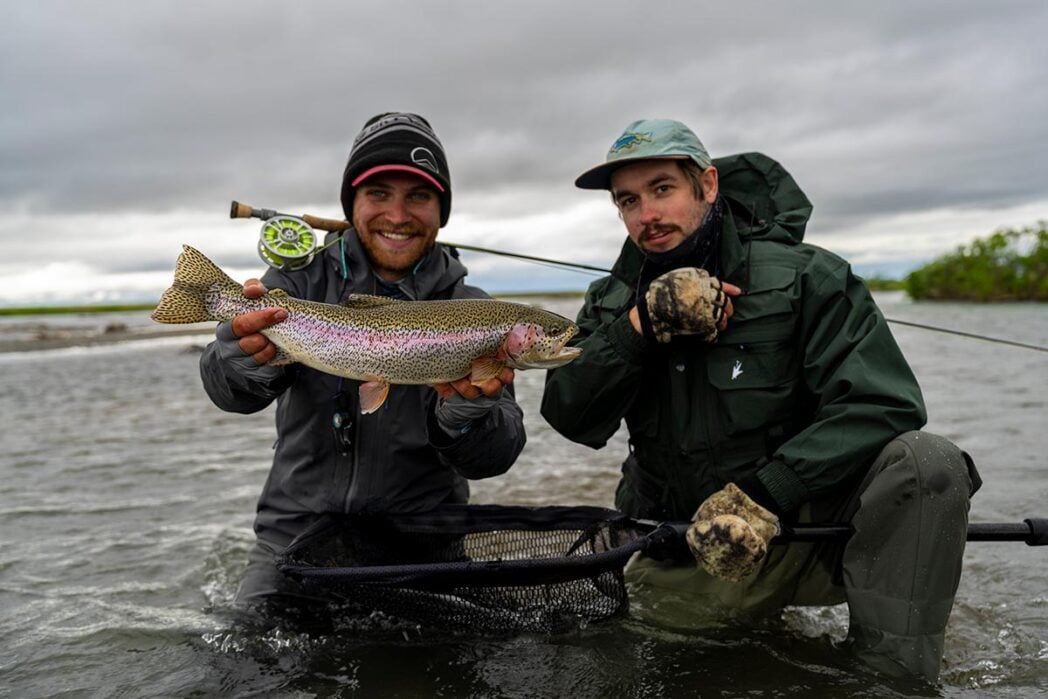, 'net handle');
641,519,1048,546
279,511,1047,592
